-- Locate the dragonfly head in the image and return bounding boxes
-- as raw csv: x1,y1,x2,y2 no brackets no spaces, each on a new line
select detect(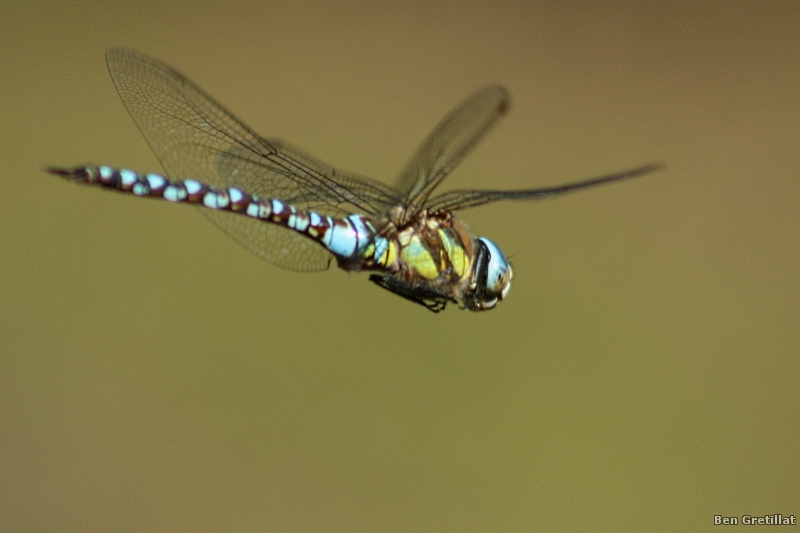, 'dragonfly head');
464,237,513,311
